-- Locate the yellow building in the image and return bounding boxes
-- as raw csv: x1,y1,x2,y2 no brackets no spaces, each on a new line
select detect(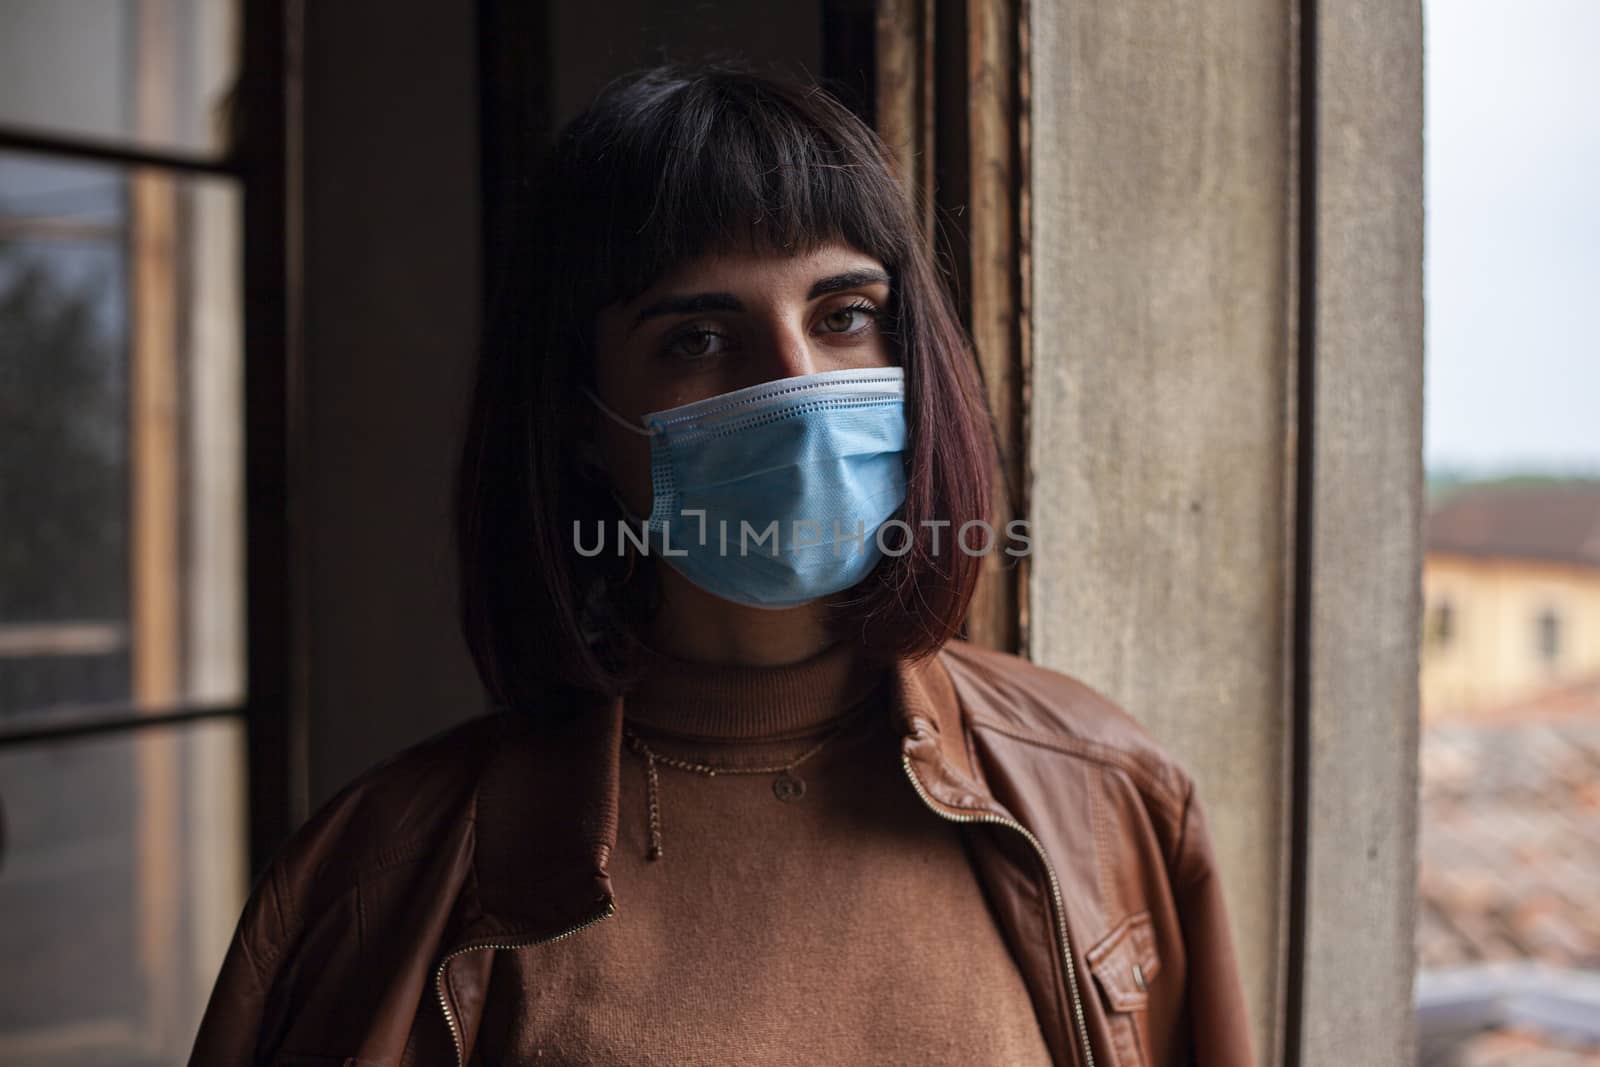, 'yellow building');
1421,482,1600,719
